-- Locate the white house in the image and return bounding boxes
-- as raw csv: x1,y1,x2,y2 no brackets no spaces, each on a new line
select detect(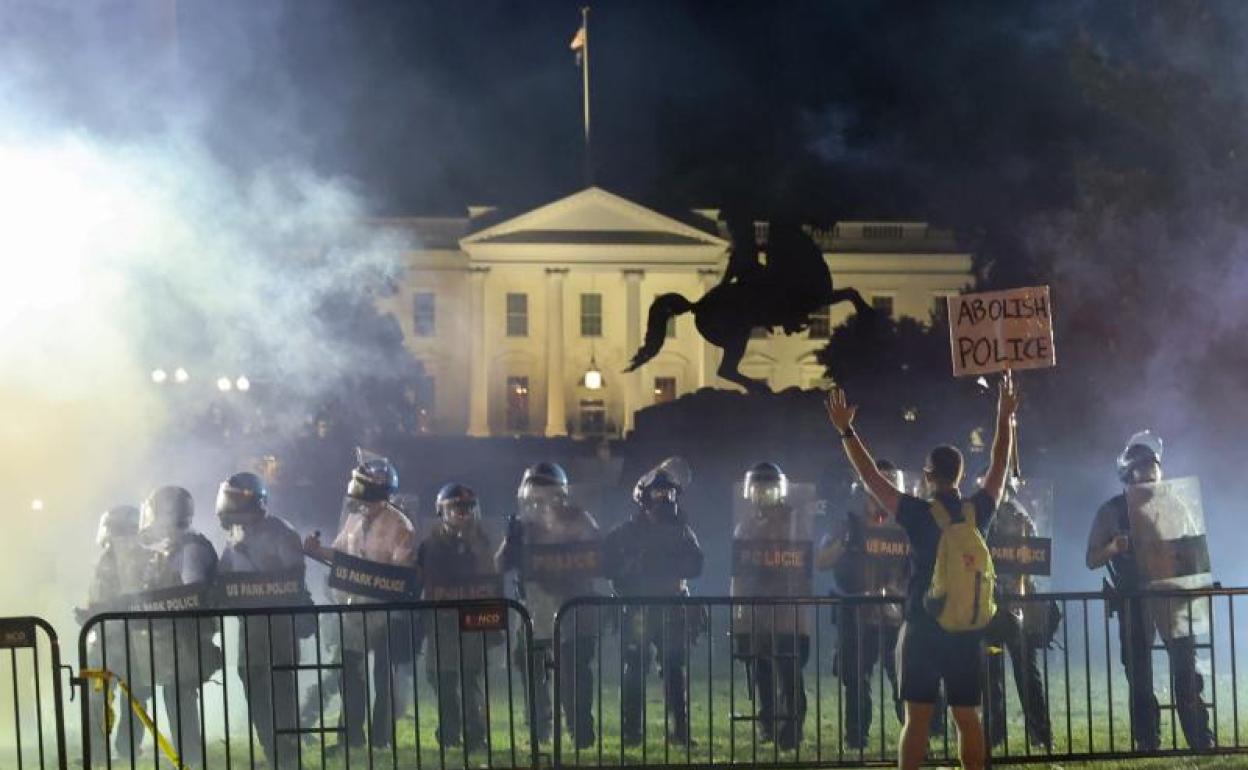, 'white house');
374,187,973,438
